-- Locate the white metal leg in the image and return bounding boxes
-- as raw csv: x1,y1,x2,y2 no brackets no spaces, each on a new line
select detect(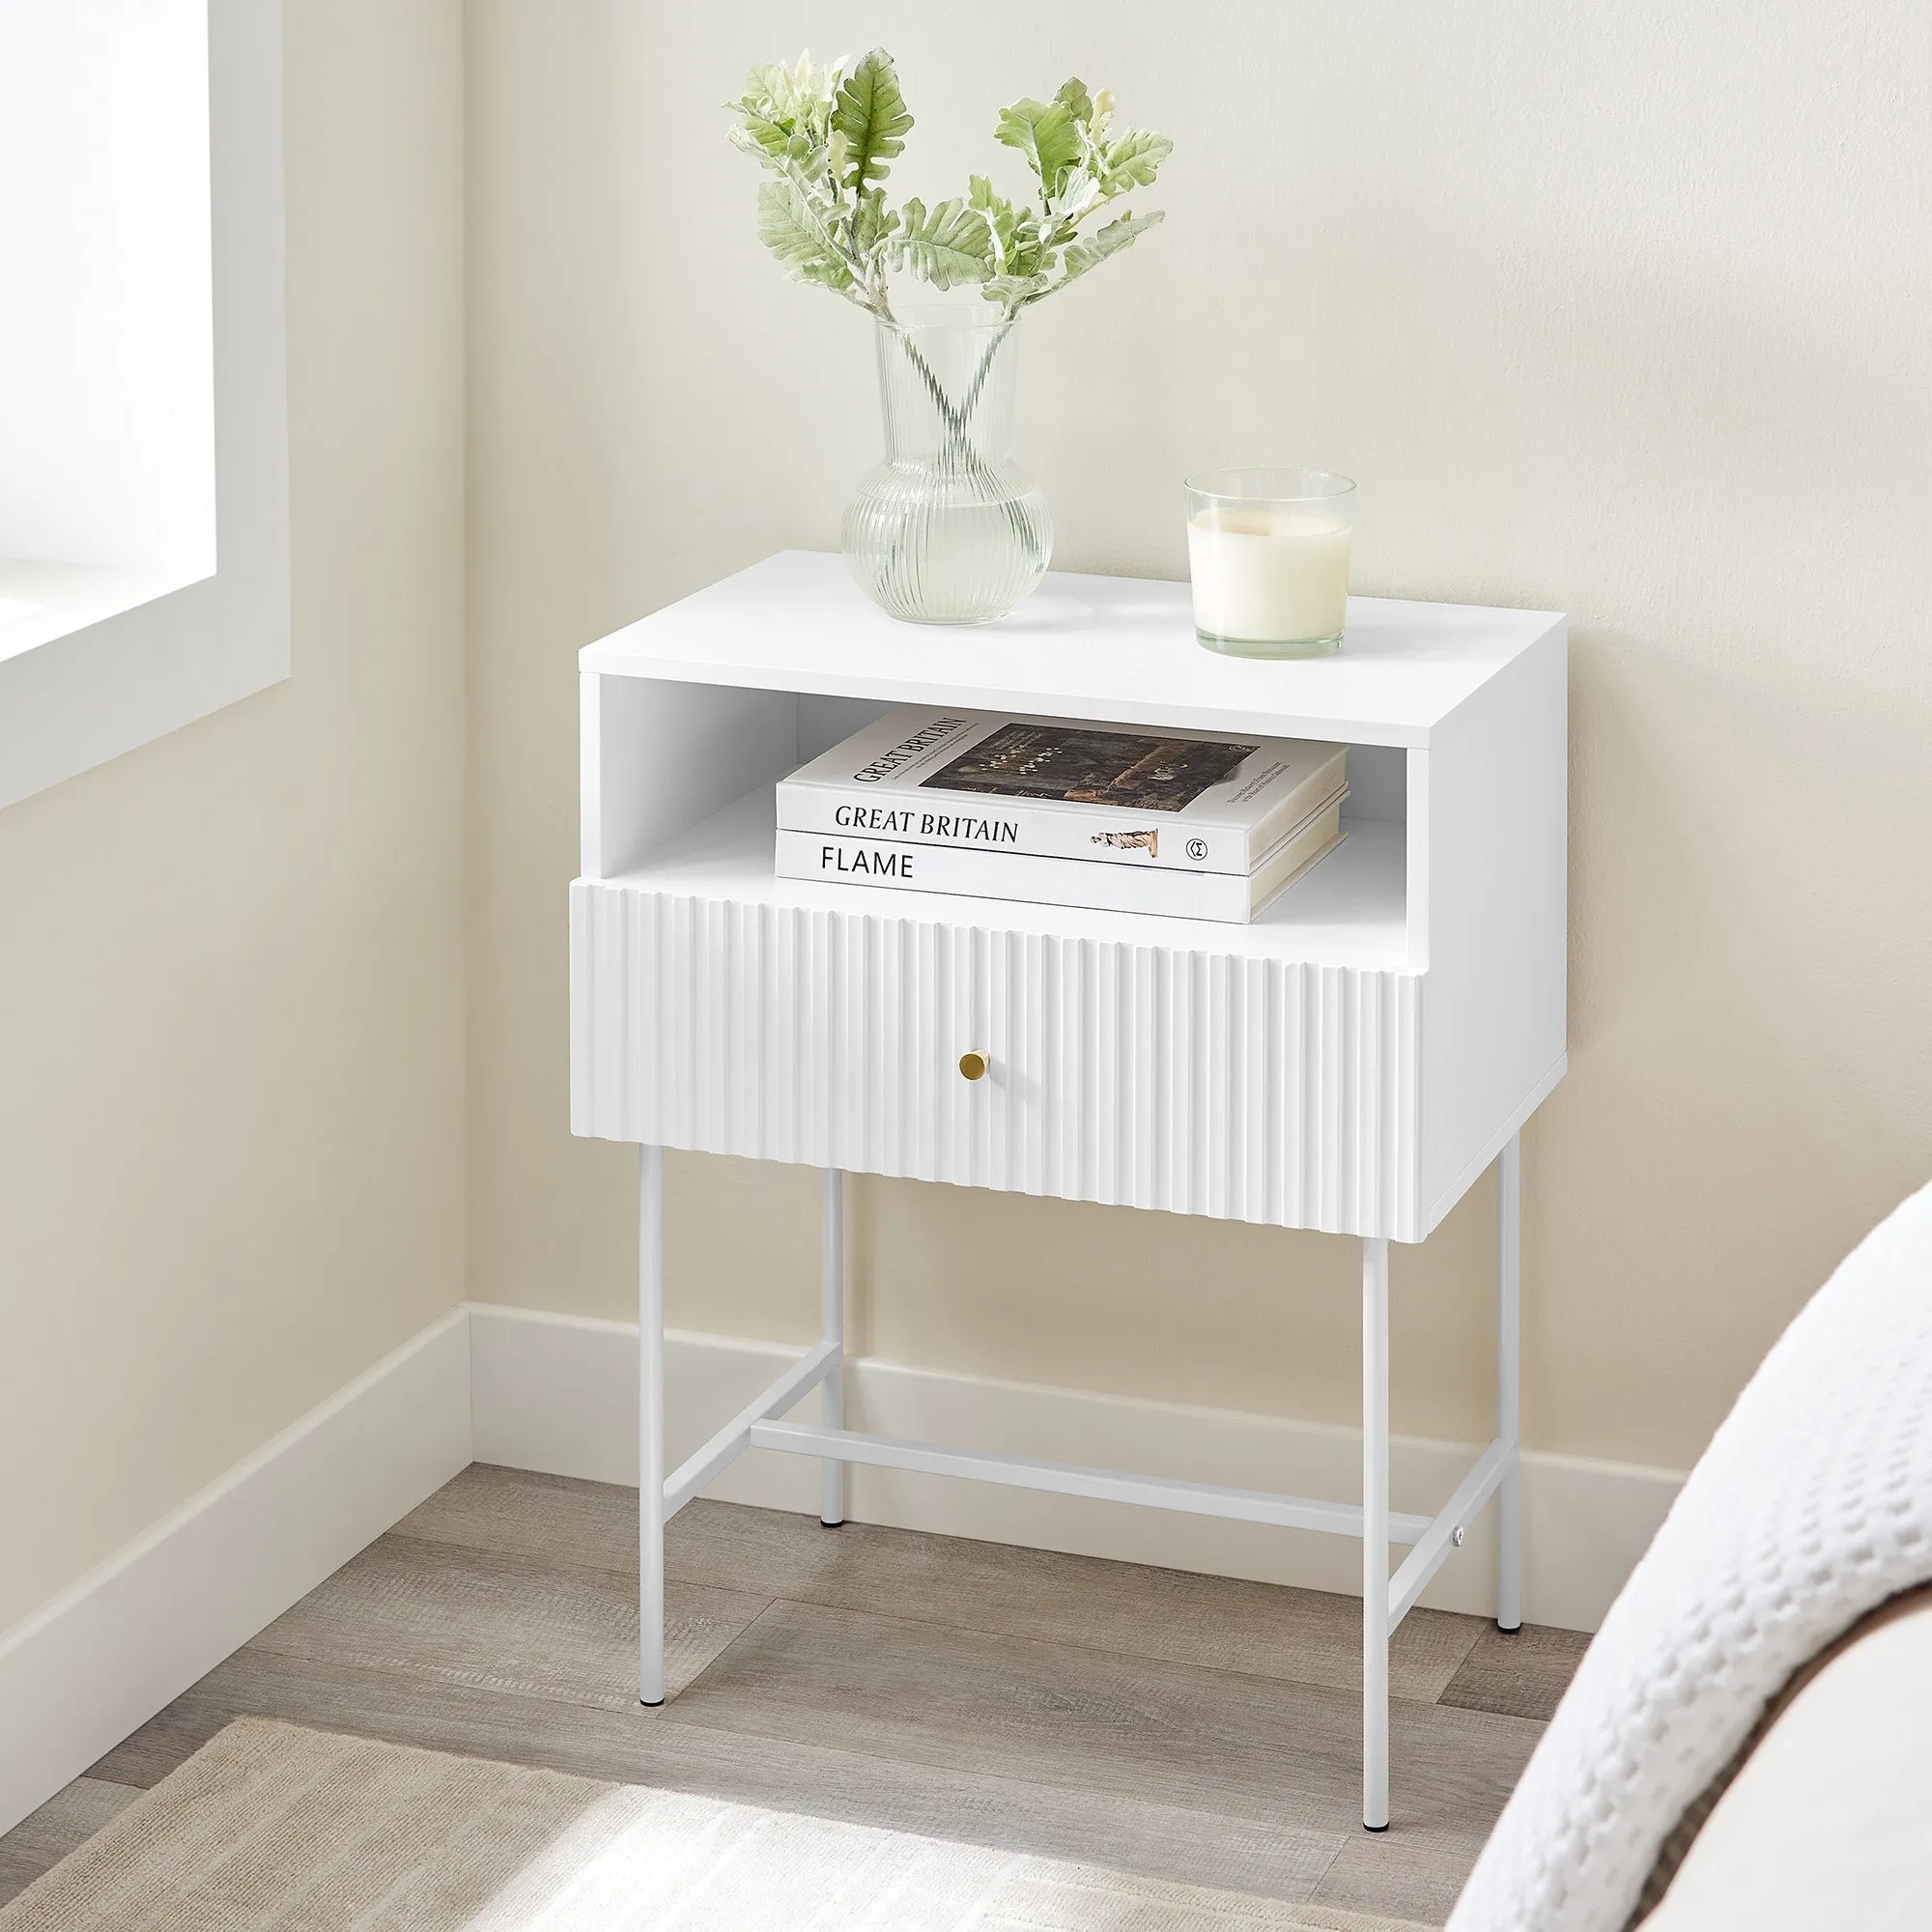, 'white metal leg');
755,1418,1432,1540
639,1145,666,1707
1362,1236,1390,1833
820,1168,847,1527
664,1339,839,1520
1495,1134,1523,1633
639,1156,1531,1826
